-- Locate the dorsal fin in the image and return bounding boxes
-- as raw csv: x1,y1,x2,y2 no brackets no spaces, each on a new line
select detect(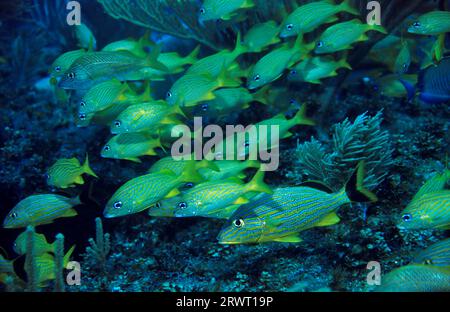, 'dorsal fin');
299,180,334,193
